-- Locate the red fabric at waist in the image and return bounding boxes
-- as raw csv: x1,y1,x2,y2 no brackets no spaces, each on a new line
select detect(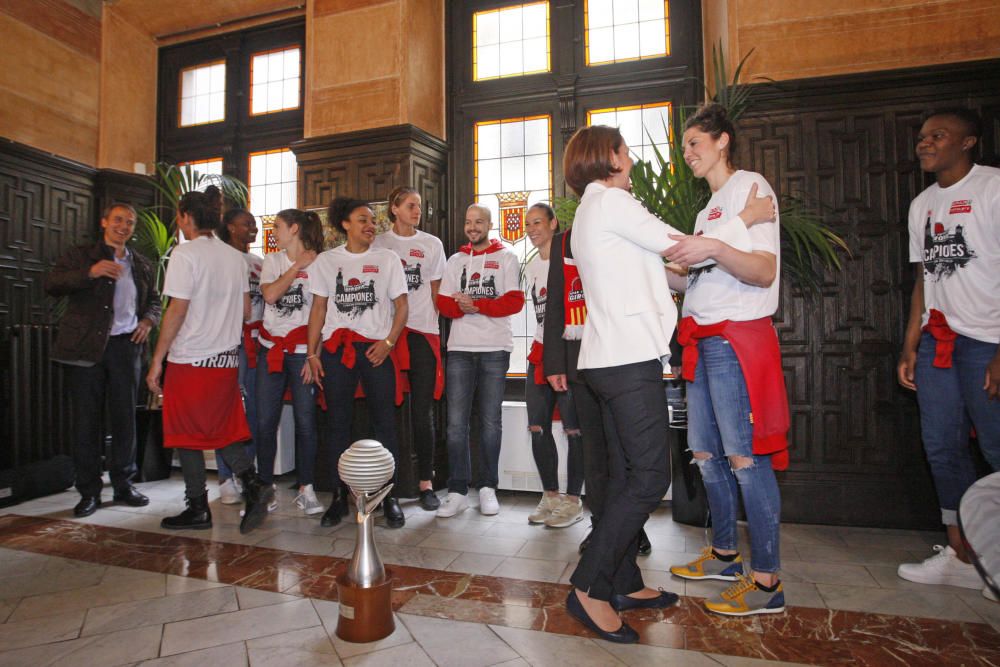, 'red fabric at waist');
259,325,309,373
162,361,250,450
243,321,264,368
922,309,958,369
396,328,445,399
677,316,790,471
527,341,546,385
323,328,404,405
